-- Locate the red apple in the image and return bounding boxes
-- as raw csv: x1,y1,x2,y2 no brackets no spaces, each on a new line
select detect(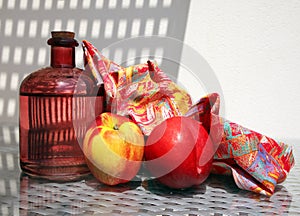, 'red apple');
83,112,144,185
144,116,214,189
